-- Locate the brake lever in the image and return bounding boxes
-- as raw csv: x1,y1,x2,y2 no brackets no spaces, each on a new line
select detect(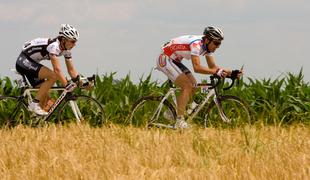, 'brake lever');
237,65,244,86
